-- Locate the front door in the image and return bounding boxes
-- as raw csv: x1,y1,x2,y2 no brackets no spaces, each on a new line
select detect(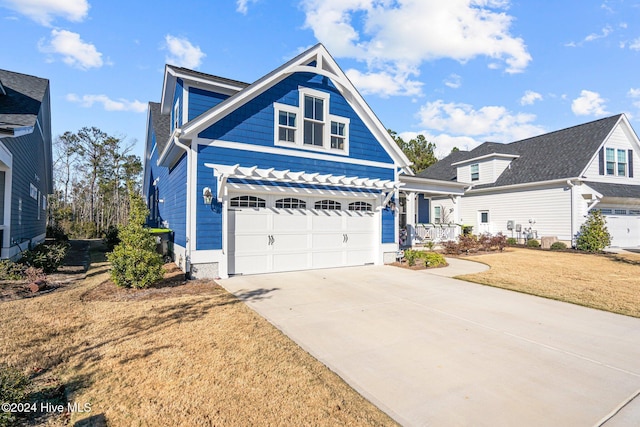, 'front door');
478,210,490,234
